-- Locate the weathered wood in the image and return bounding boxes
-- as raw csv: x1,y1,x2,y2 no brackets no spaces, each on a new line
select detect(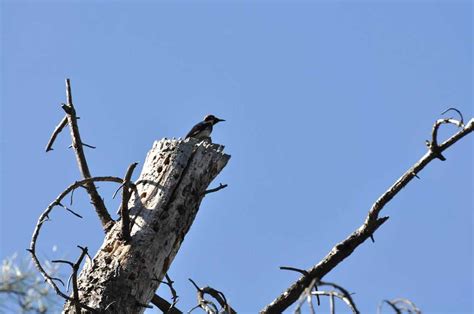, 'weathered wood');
63,138,230,313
